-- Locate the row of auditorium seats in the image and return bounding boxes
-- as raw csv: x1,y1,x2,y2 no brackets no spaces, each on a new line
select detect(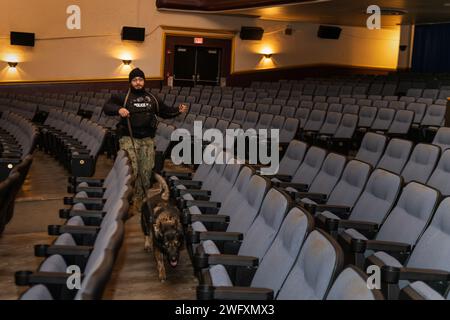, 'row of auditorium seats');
16,150,133,300
0,155,33,235
0,111,38,178
163,149,379,299
152,87,448,108
163,127,450,300
0,111,37,234
38,109,106,177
